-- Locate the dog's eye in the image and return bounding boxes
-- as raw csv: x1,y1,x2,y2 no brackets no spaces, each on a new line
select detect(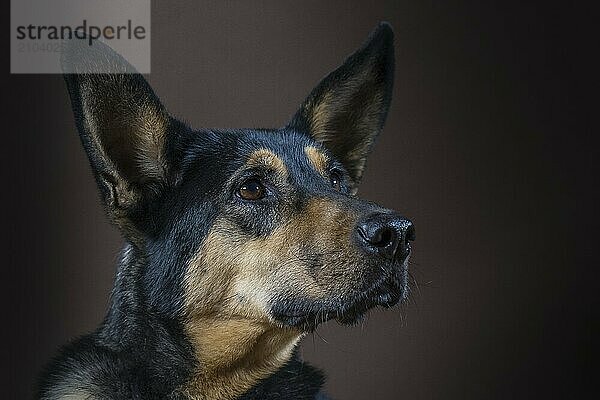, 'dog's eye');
330,170,342,191
238,179,266,201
